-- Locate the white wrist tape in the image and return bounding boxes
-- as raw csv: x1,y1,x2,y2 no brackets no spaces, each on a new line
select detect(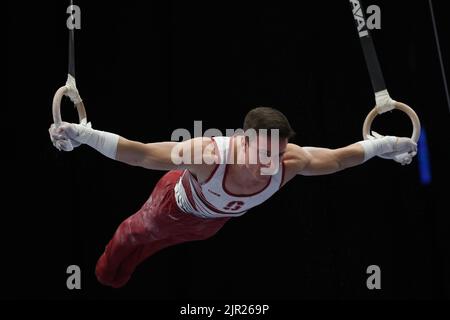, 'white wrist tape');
76,126,119,159
358,136,397,162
